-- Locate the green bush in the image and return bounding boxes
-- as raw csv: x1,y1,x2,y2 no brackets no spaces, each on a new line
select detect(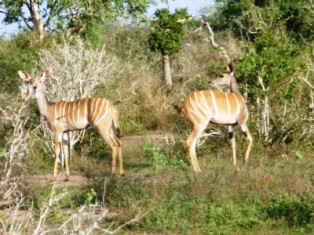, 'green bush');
265,193,313,227
141,141,167,171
